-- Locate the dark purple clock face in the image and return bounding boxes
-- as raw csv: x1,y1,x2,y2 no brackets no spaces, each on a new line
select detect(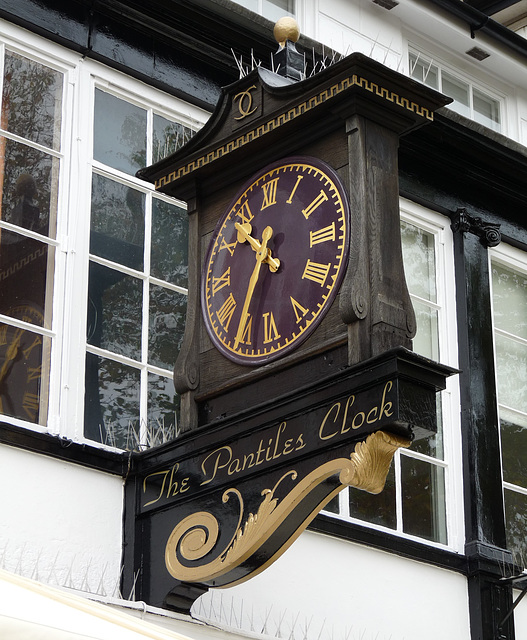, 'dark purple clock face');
202,156,350,365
